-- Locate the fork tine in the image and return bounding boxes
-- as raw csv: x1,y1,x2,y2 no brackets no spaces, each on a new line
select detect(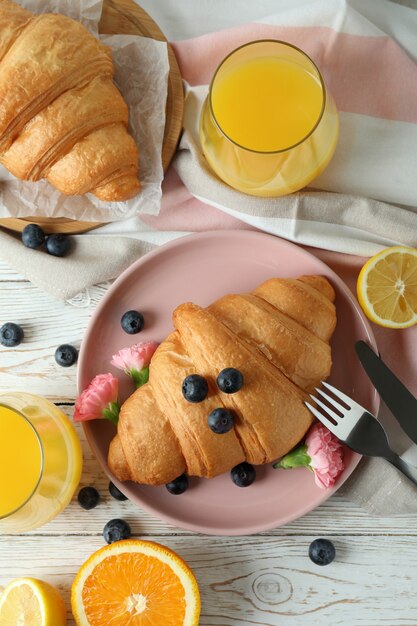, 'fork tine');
321,381,353,408
315,387,347,415
304,401,339,435
308,394,341,423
